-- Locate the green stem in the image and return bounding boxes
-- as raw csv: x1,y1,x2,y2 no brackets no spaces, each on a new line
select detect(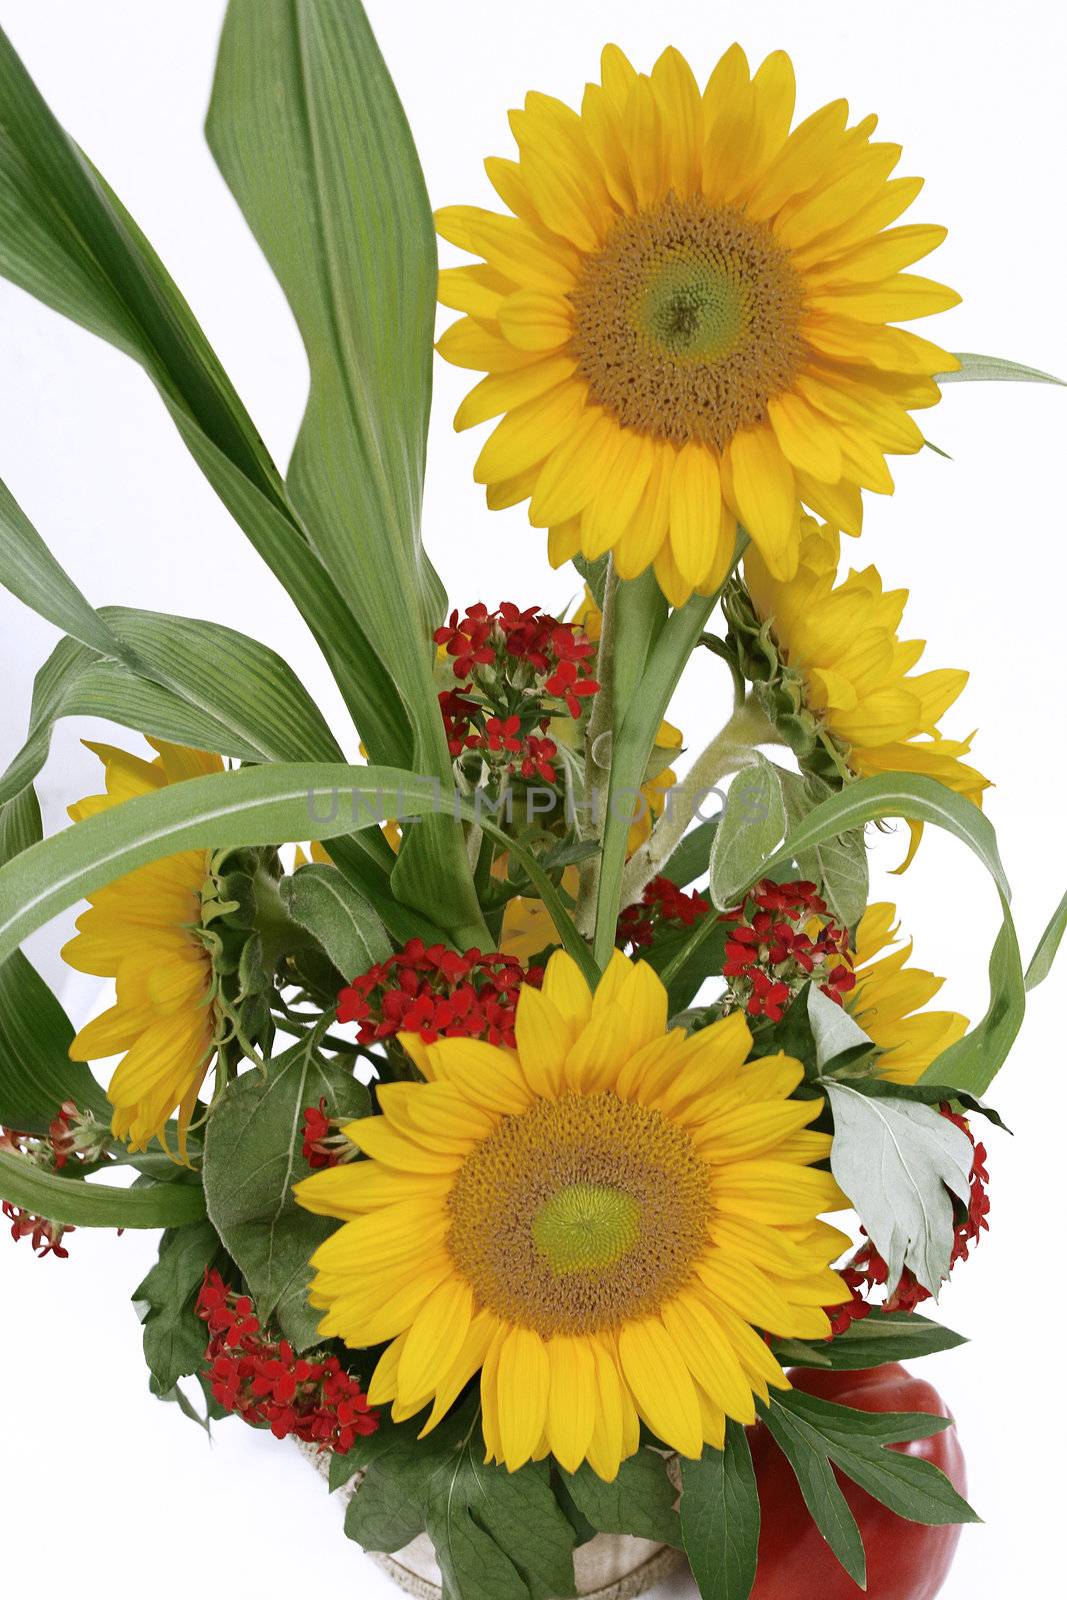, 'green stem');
591,535,748,969
620,693,779,909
